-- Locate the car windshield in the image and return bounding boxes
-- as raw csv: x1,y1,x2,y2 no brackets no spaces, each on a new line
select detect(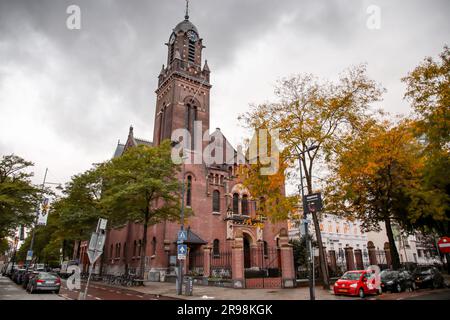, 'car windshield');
341,272,362,280
415,268,432,275
380,270,399,280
